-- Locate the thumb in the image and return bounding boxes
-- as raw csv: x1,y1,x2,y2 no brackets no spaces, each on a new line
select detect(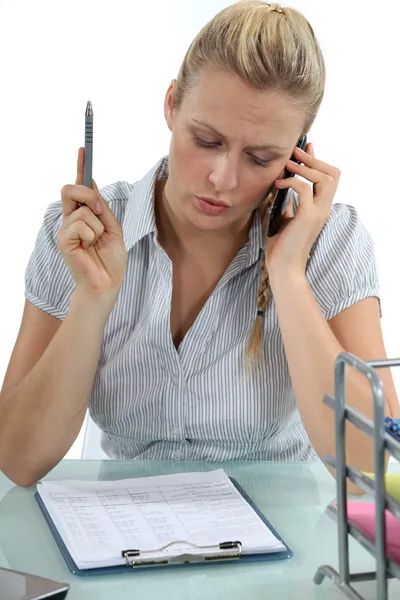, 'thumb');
92,179,121,235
